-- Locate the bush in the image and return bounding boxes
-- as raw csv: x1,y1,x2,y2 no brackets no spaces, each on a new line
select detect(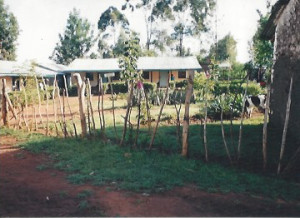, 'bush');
175,80,187,88
143,82,157,92
213,81,265,96
106,82,128,94
68,86,78,96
